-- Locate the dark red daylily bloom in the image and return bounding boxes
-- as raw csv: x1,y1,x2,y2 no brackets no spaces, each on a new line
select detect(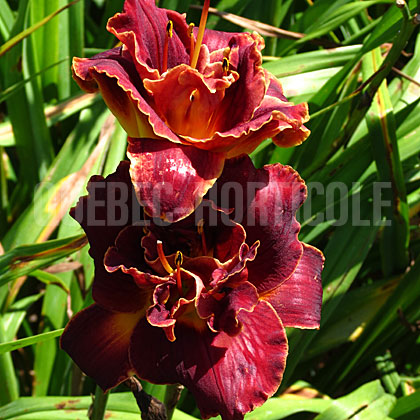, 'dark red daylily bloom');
72,0,310,221
61,157,323,420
